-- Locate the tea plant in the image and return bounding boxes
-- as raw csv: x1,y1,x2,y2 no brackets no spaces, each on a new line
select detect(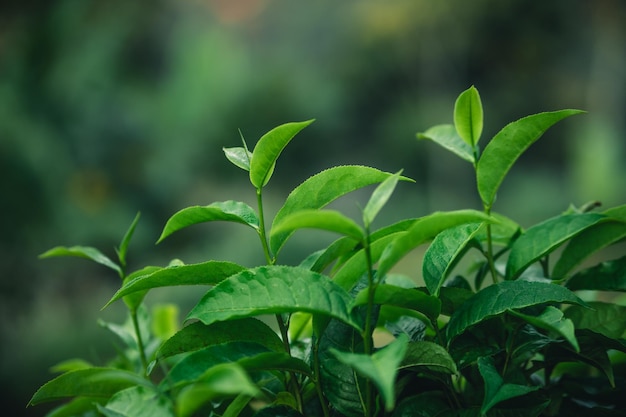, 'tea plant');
30,87,626,416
